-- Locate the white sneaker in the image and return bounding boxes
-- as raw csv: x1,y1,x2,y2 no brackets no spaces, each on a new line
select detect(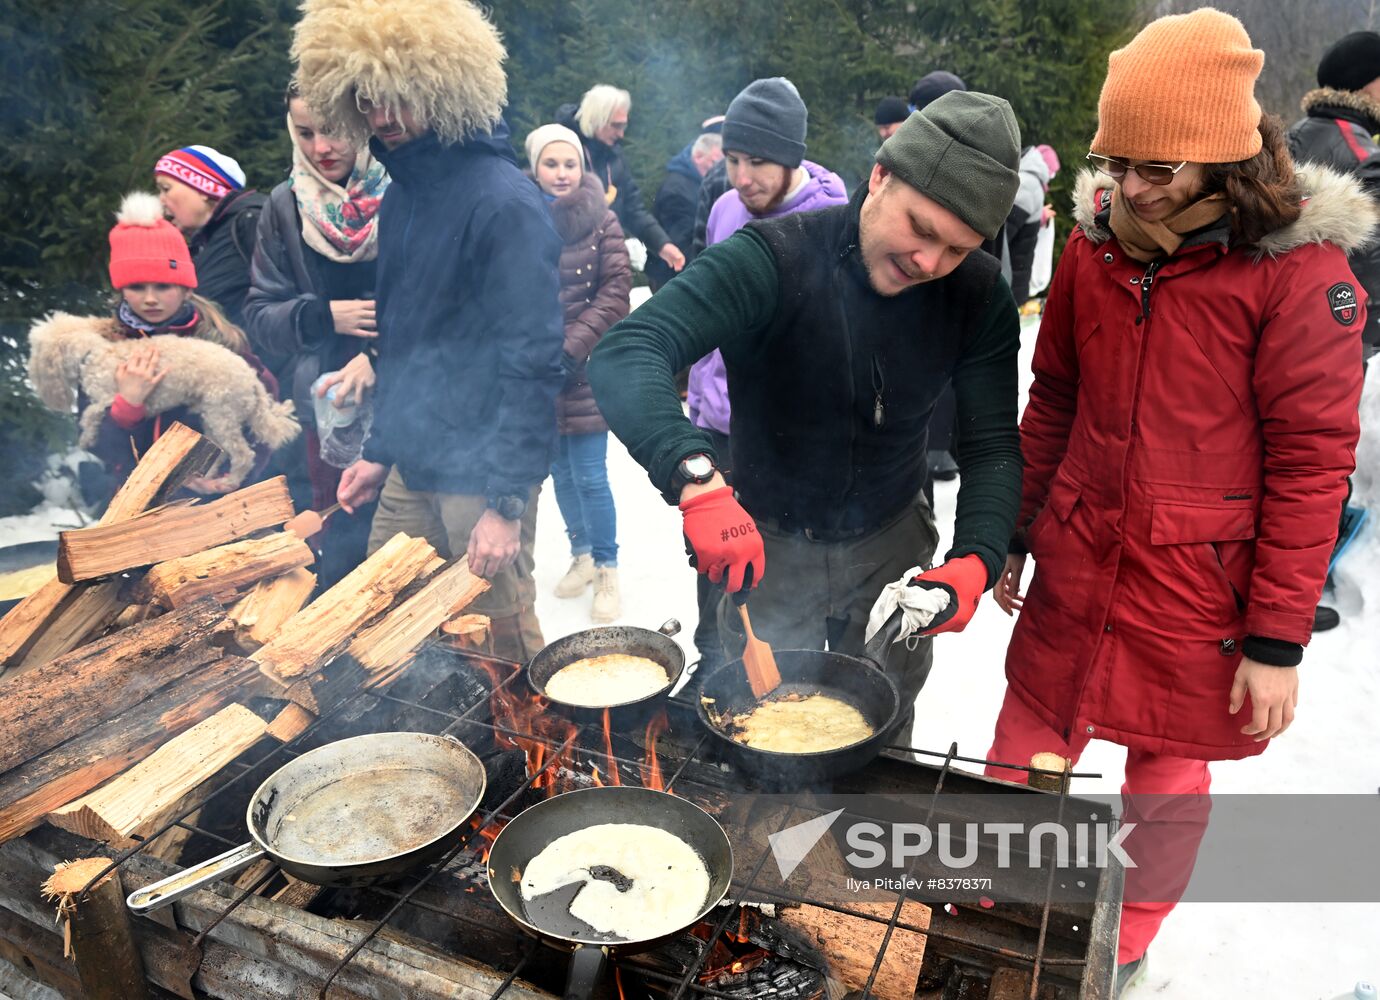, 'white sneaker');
554,553,595,598
590,566,621,623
